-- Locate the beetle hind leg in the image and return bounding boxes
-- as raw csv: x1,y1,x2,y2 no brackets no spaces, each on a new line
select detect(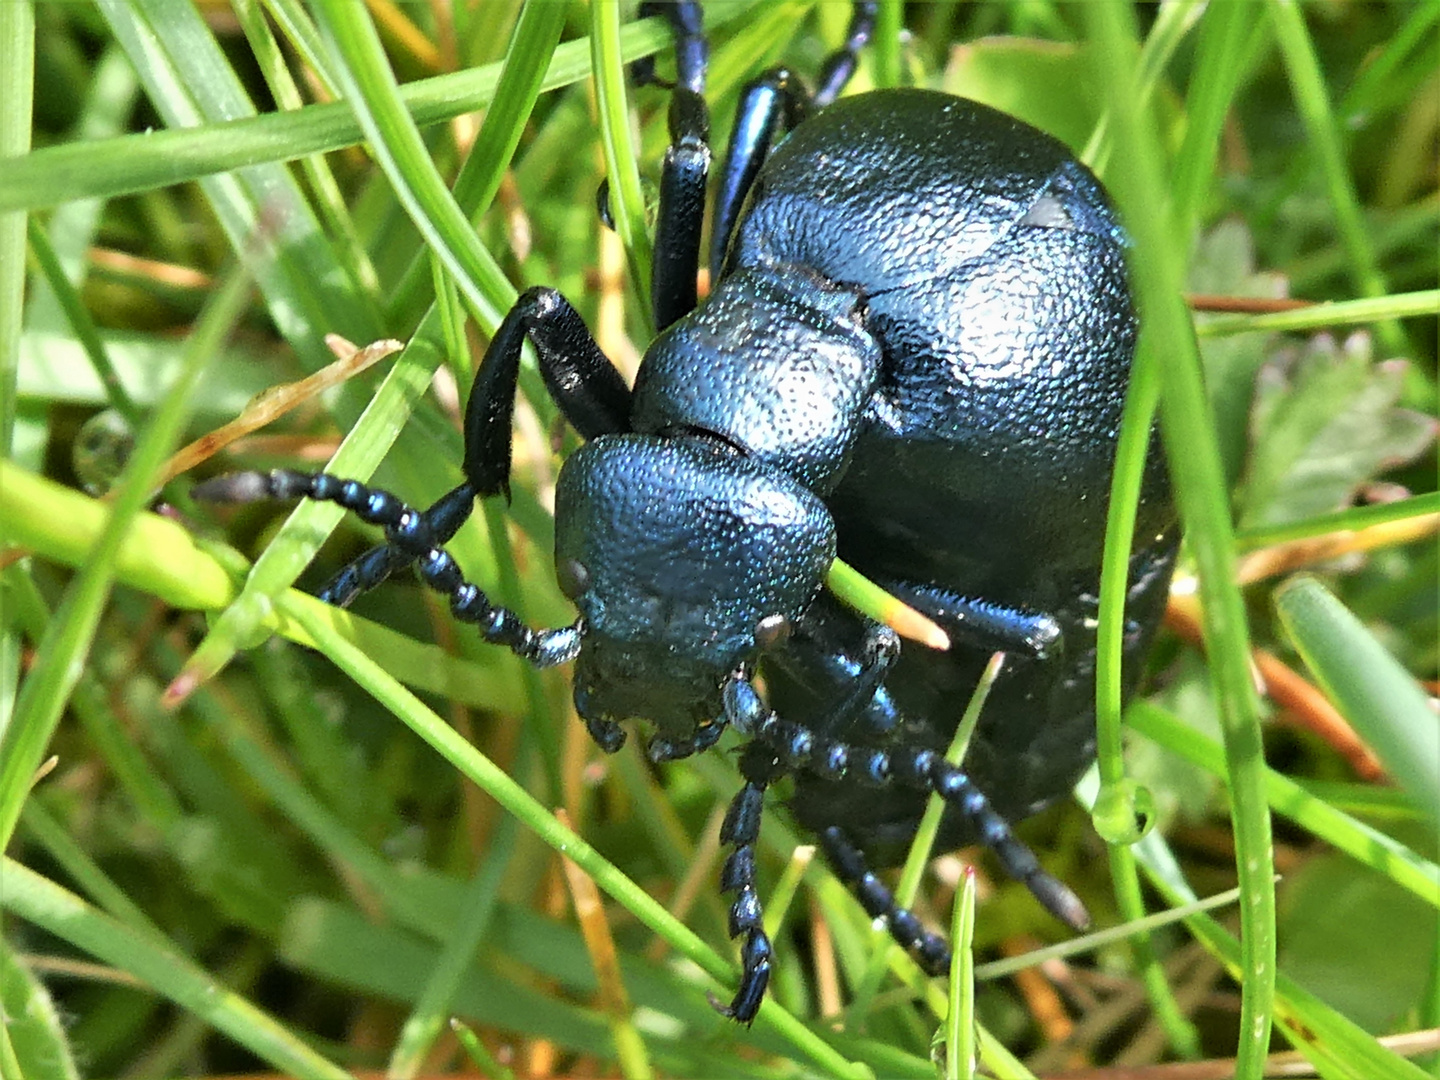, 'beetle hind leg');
820,825,951,976
924,755,1090,931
